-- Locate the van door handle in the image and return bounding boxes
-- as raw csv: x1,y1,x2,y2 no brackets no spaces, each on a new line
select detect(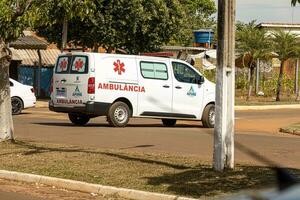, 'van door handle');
61,79,66,83
175,86,182,89
163,85,170,88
